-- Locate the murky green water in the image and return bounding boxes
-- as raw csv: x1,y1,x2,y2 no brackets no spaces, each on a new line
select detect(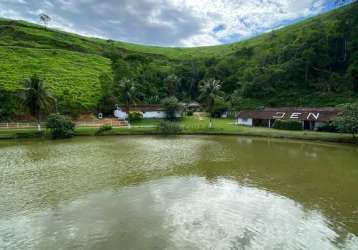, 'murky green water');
0,136,357,249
